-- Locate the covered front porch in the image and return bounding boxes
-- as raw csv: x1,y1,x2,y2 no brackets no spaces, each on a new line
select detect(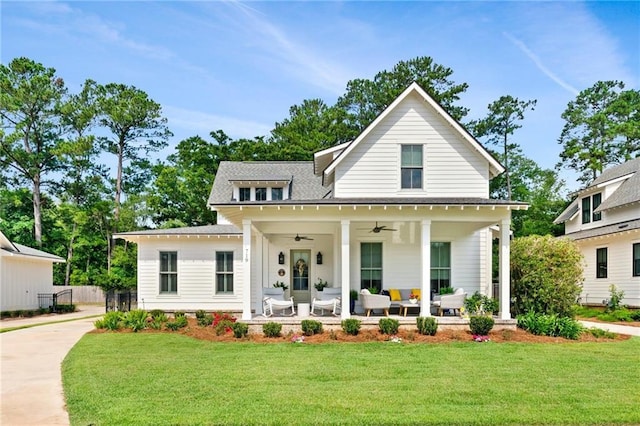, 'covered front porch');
216,201,520,322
